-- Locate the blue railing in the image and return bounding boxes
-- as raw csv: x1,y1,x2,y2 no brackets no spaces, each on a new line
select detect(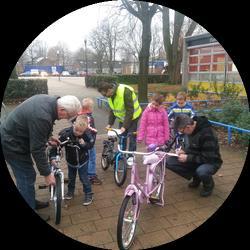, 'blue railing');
209,120,250,145
96,97,224,109
96,97,249,145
